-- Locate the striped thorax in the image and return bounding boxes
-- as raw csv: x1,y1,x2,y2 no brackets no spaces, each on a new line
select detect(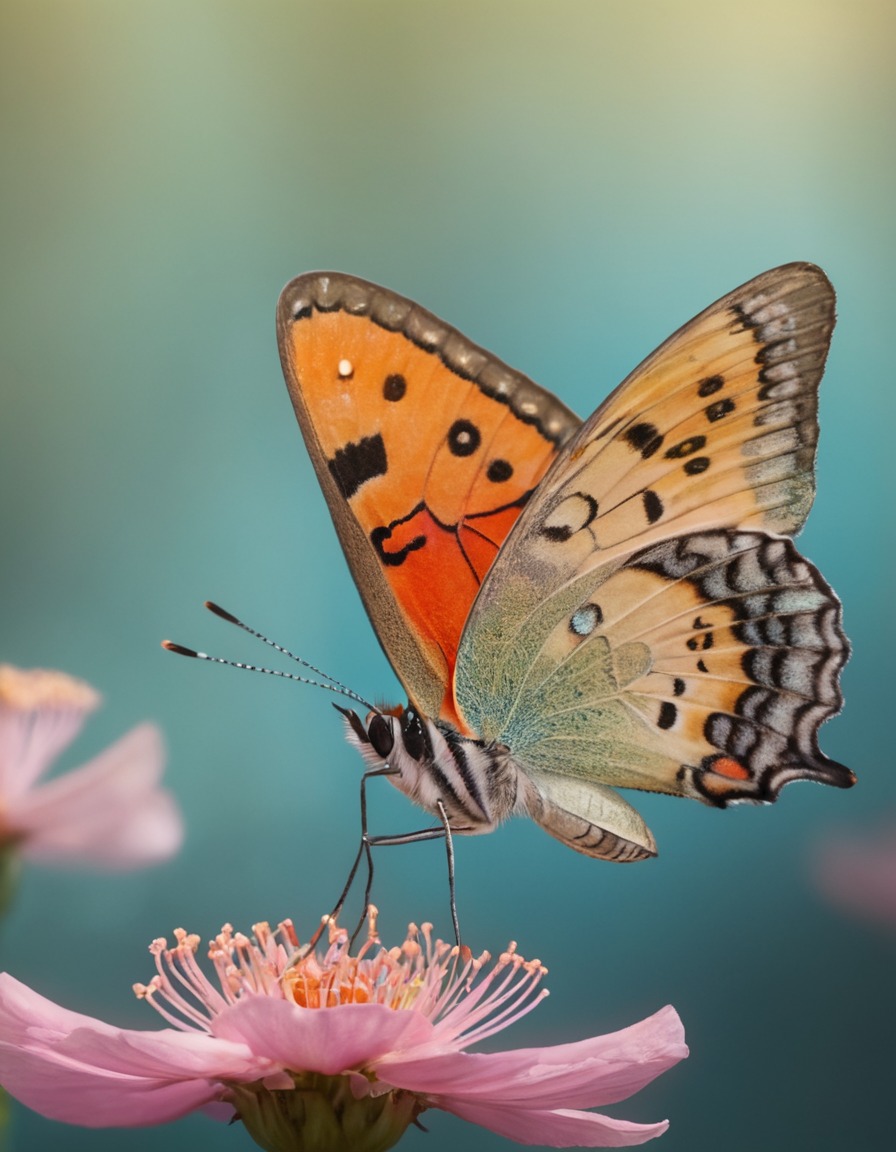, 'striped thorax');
340,705,520,835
